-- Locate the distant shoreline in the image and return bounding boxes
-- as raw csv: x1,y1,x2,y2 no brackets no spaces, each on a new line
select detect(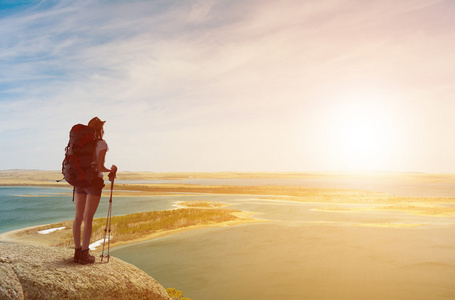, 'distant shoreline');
3,169,455,186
